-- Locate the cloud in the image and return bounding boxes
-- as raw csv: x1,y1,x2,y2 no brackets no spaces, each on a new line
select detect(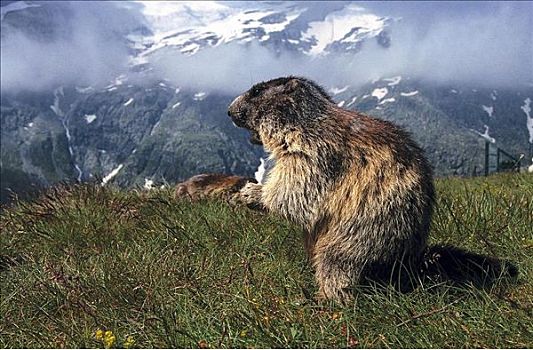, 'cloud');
148,1,533,92
0,2,139,92
375,1,533,87
1,1,531,93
